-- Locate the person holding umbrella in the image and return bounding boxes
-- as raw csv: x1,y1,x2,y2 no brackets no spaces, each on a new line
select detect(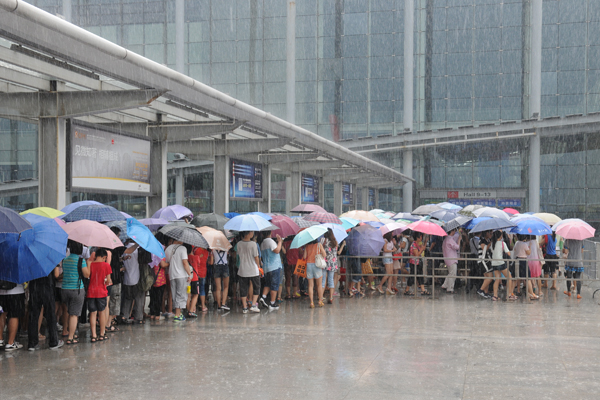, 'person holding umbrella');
376,232,398,295
258,232,284,310
236,231,261,313
321,229,340,303
302,238,327,307
441,228,461,294
563,239,584,299
165,239,193,321
407,232,429,296
0,283,26,351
